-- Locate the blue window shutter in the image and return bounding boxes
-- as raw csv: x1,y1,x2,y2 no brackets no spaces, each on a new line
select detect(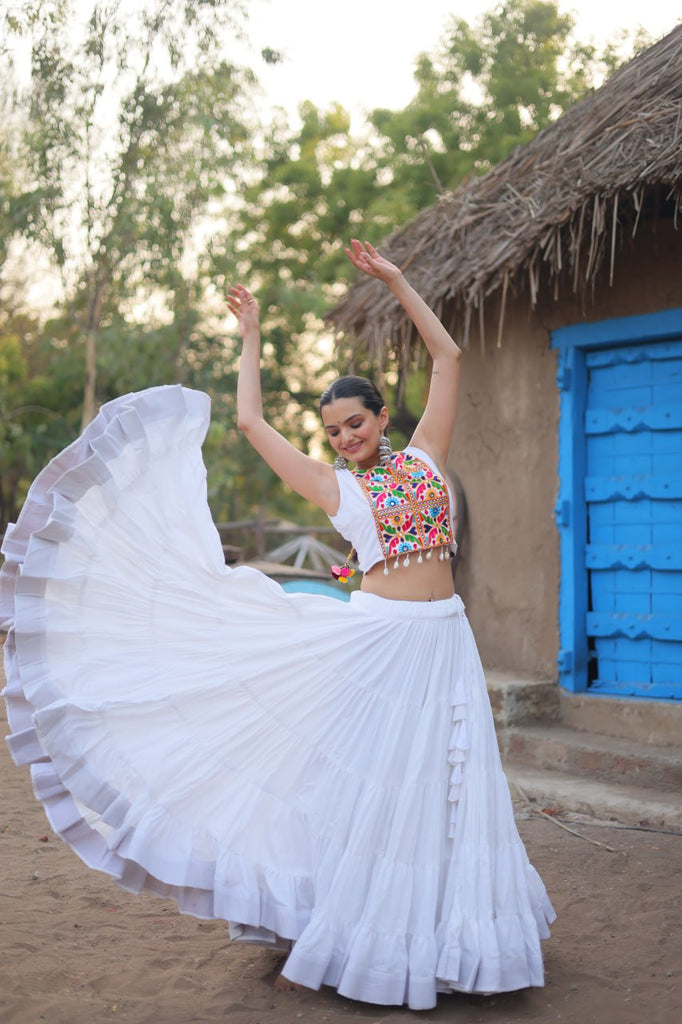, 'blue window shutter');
552,308,682,700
